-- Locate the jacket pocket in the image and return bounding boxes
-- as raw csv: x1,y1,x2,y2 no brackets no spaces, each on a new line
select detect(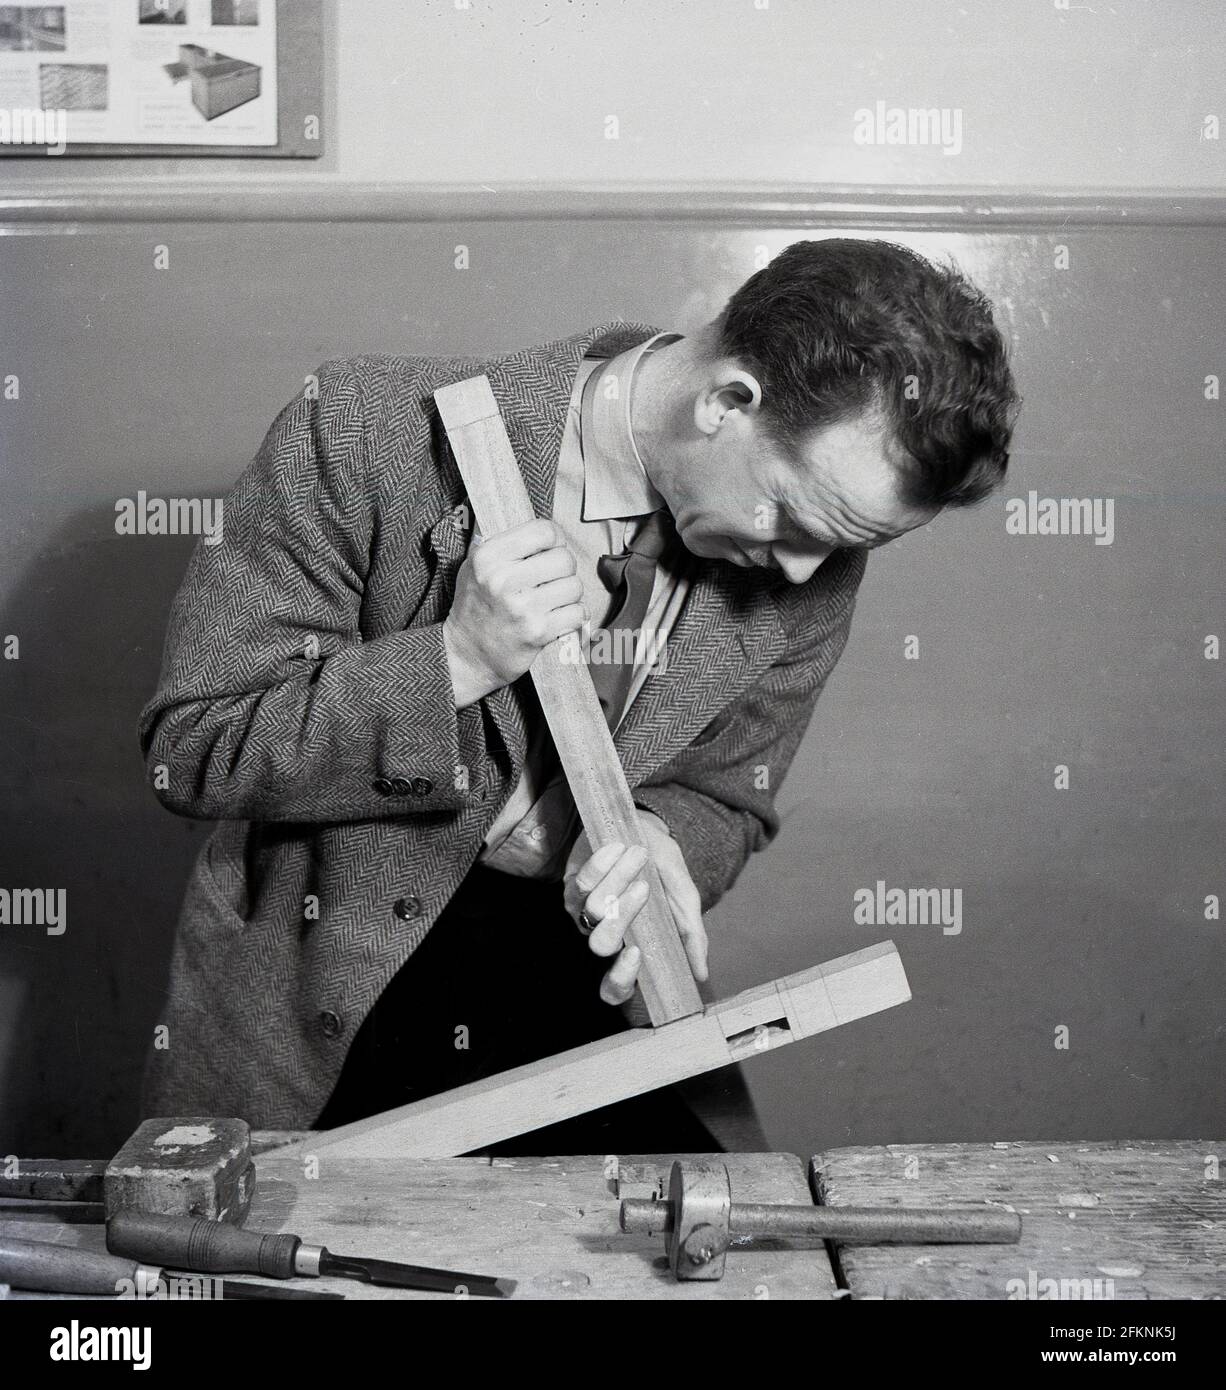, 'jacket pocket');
182,821,249,944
